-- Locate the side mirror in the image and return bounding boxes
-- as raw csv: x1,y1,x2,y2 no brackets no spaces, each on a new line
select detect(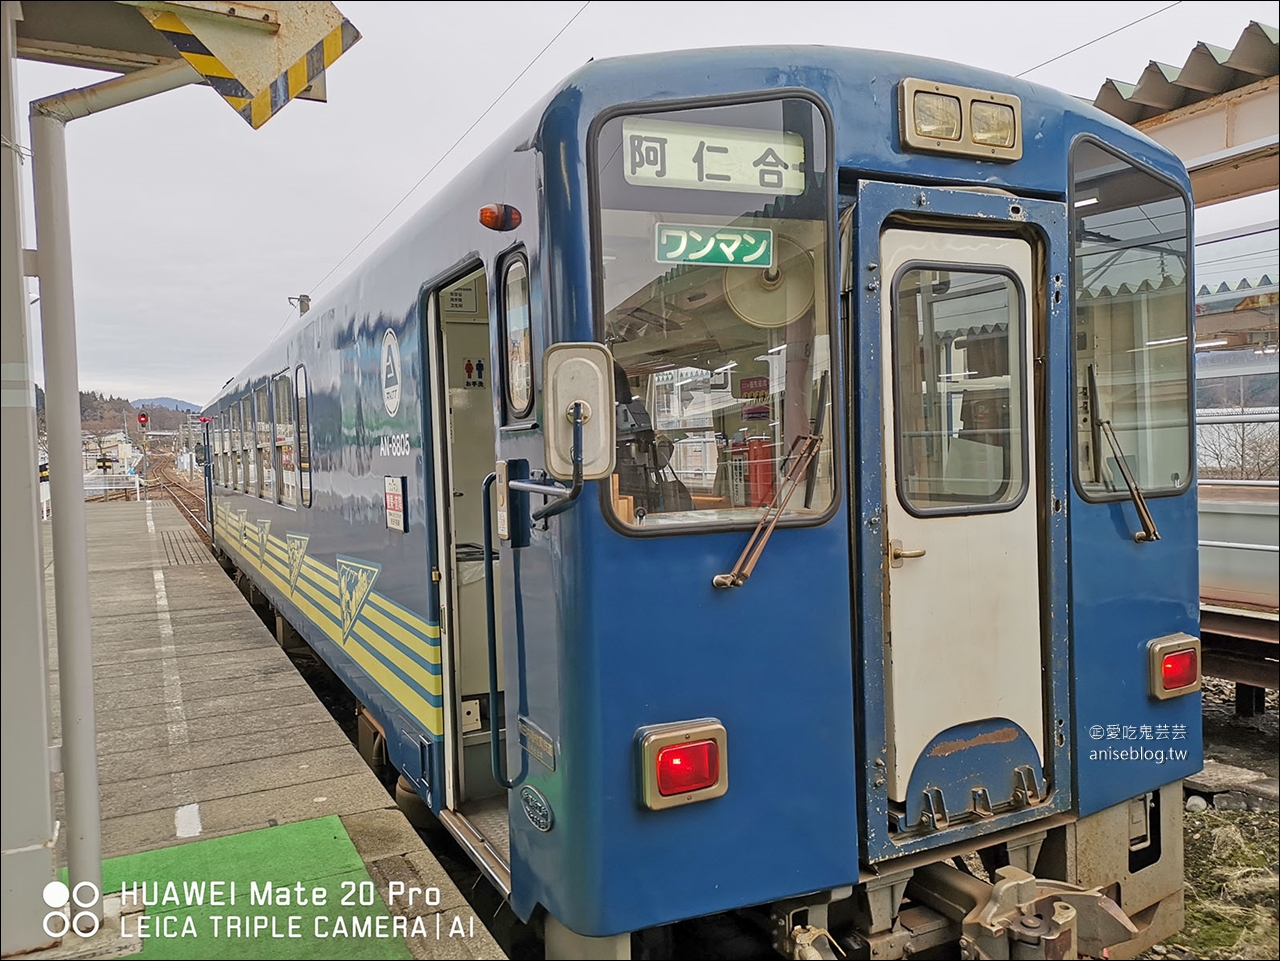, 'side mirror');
543,343,616,481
